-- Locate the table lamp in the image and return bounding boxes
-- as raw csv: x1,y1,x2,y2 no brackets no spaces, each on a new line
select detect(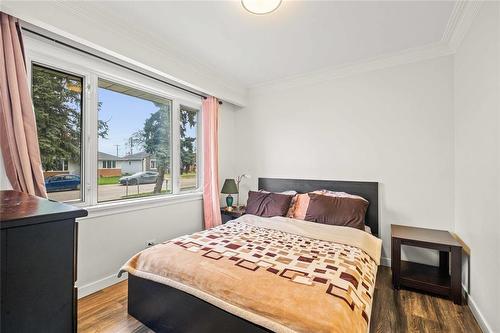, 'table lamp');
221,179,238,209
